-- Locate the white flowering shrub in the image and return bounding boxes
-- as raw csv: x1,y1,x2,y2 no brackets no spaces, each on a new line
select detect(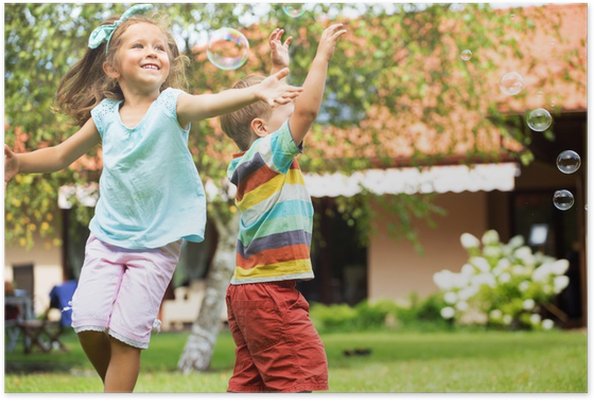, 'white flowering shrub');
433,230,569,330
